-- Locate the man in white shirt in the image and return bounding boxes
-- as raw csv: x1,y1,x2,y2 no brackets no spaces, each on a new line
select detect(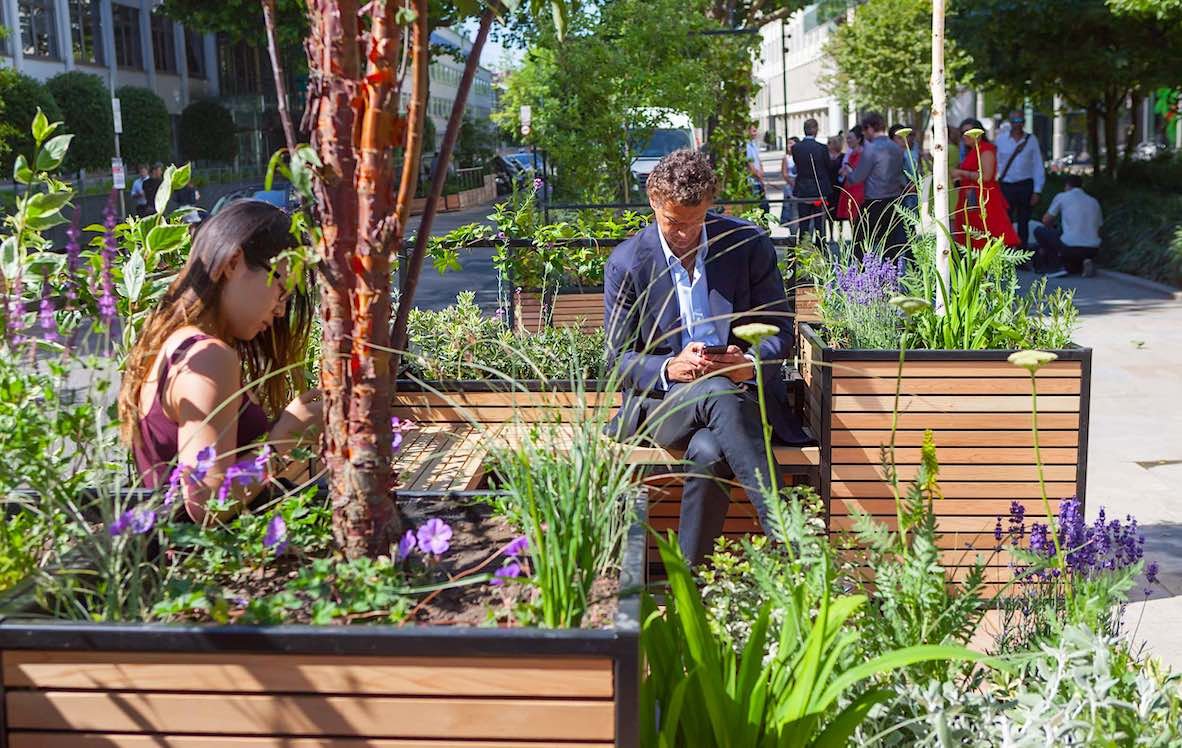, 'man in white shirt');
995,111,1046,248
1034,174,1102,278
